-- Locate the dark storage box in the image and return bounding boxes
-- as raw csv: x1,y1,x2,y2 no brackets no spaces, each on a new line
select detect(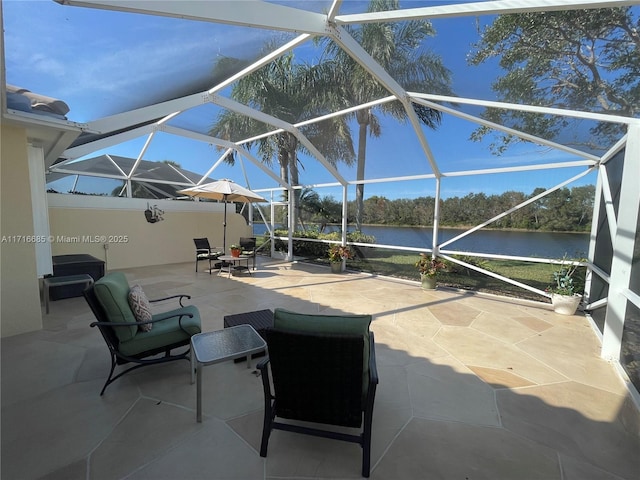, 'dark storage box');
50,254,105,300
